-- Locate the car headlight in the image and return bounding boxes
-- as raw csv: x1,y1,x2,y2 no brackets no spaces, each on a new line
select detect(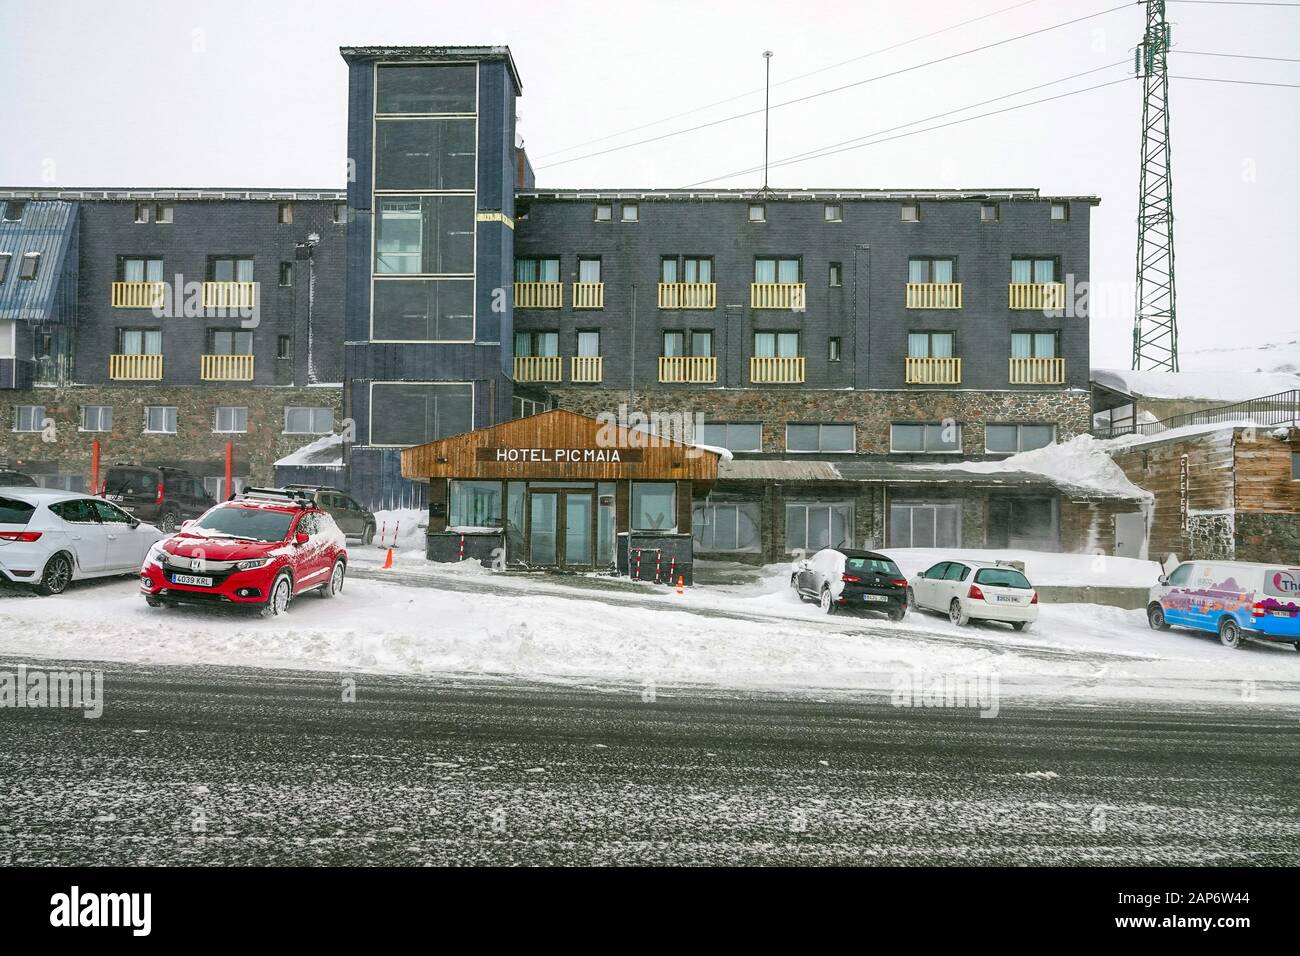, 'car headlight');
145,543,167,567
235,558,273,571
